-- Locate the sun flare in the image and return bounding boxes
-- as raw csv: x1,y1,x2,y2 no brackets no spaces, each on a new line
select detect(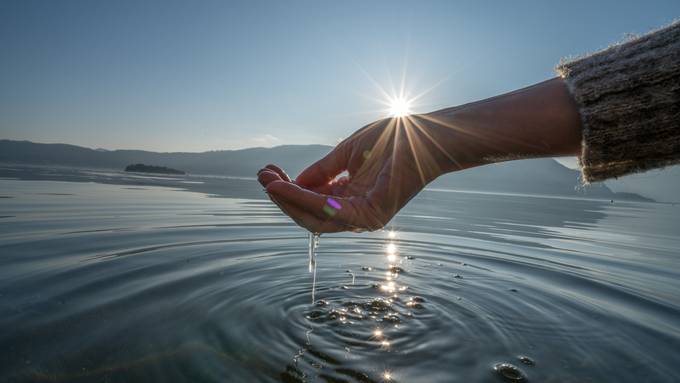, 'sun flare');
388,96,412,117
